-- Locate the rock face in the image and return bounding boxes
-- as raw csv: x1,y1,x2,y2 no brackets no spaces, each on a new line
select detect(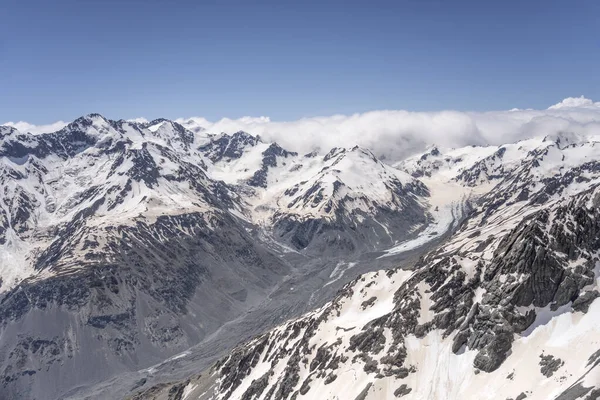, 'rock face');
247,143,298,188
140,135,600,400
0,210,287,386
